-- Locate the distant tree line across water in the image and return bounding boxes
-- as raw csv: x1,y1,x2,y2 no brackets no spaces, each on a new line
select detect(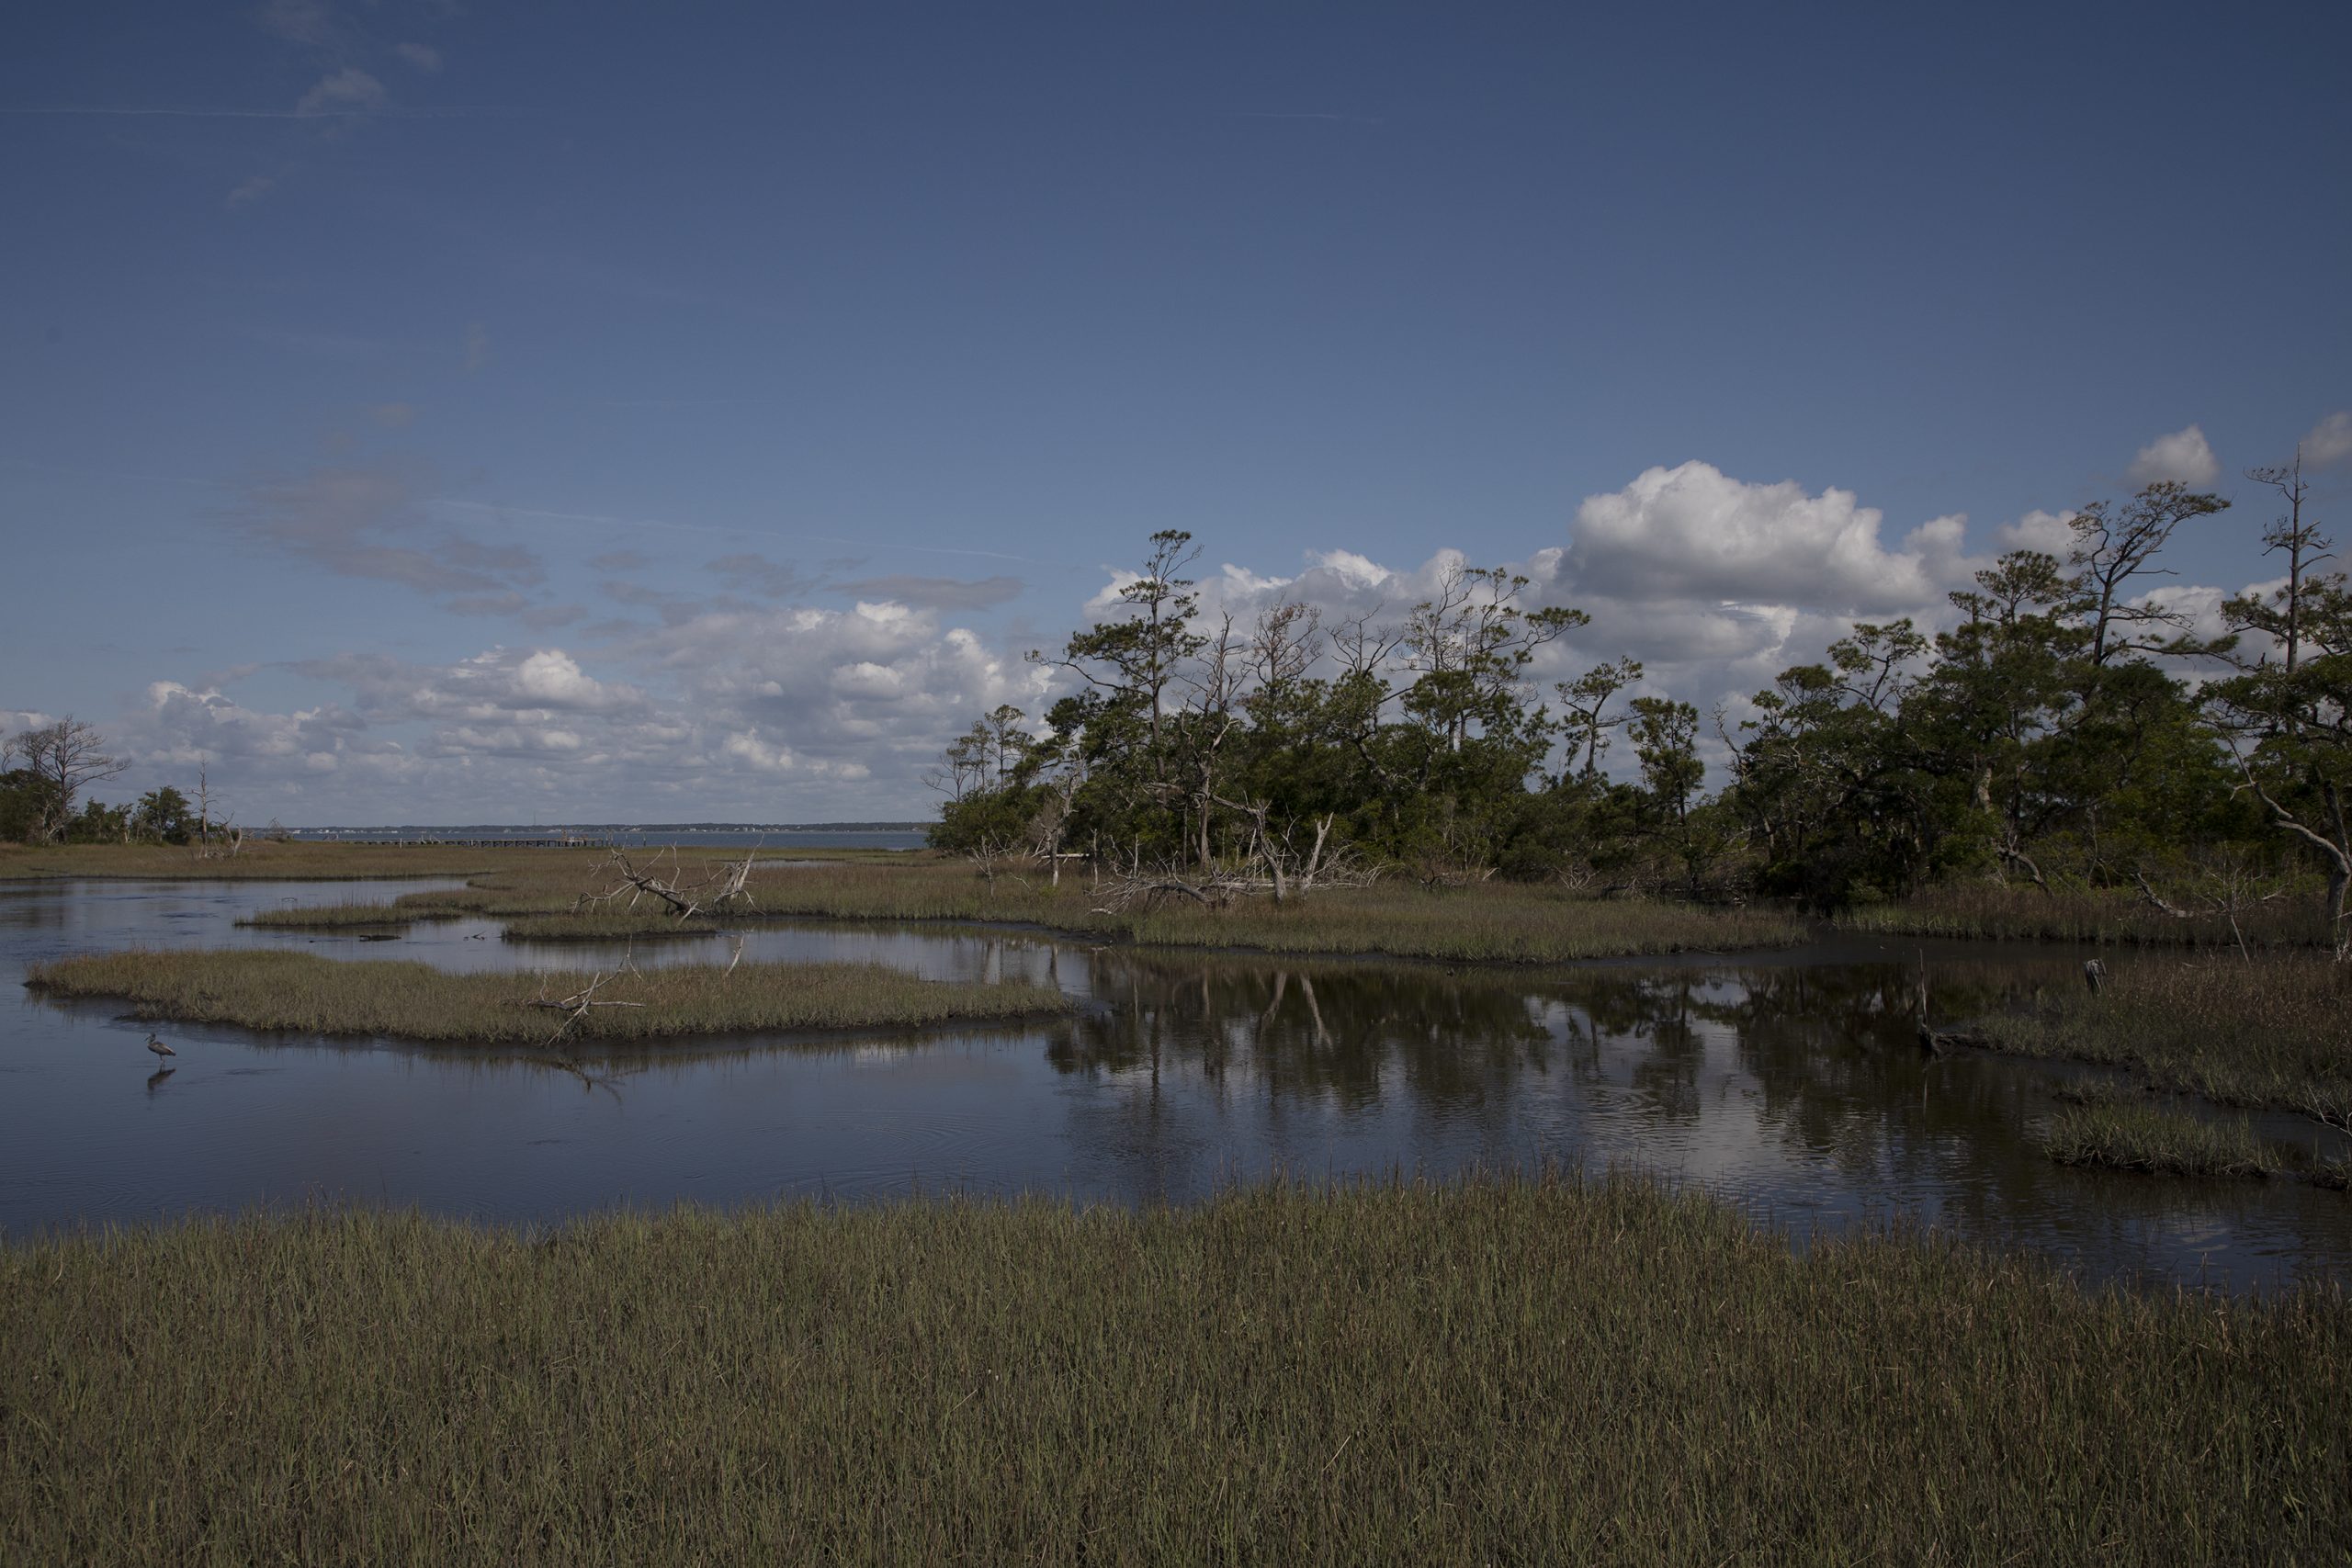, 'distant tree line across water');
930,457,2351,957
